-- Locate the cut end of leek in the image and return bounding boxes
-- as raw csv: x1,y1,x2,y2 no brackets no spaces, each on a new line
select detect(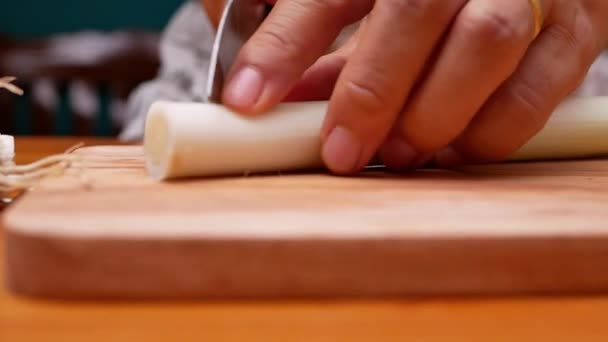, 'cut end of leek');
143,102,173,181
